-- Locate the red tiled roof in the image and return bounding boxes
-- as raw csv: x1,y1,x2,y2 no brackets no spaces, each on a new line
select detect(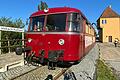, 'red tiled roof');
99,6,119,18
